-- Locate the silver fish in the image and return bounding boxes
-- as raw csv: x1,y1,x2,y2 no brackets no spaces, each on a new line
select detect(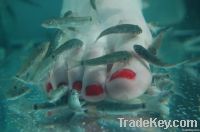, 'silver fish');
42,16,92,30
46,30,66,56
5,85,30,100
51,38,83,58
134,44,200,68
96,24,142,40
148,31,164,55
152,73,170,84
16,41,50,78
80,51,133,66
